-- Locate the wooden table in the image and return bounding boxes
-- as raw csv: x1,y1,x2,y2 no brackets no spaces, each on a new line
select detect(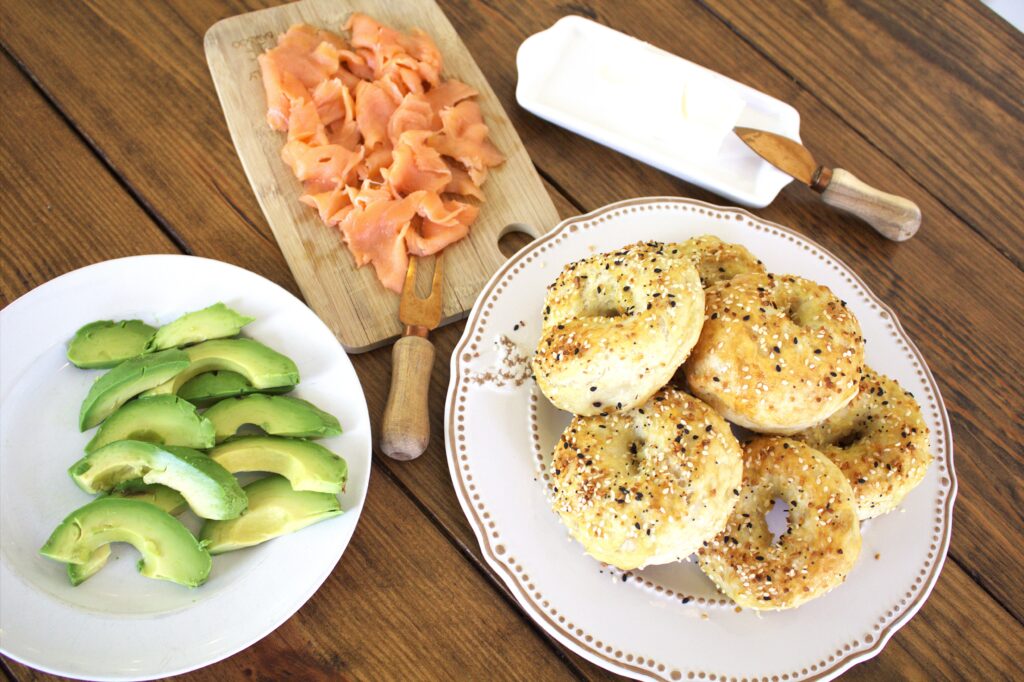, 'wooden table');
2,1,1022,679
